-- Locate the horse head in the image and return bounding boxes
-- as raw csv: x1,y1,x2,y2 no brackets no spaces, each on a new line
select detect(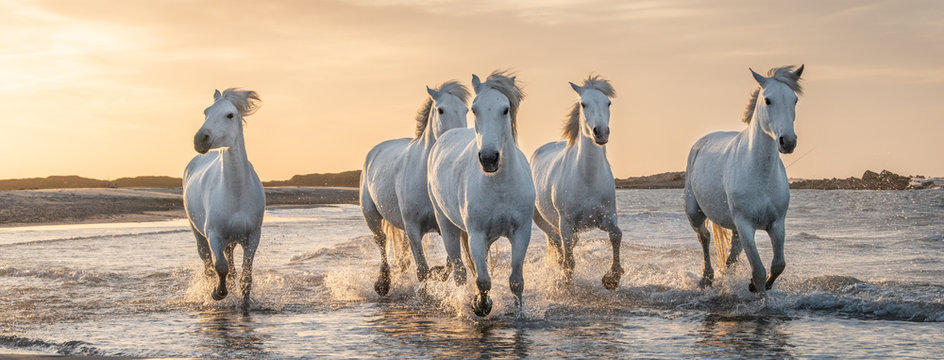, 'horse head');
748,65,803,154
194,89,260,154
470,71,523,173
